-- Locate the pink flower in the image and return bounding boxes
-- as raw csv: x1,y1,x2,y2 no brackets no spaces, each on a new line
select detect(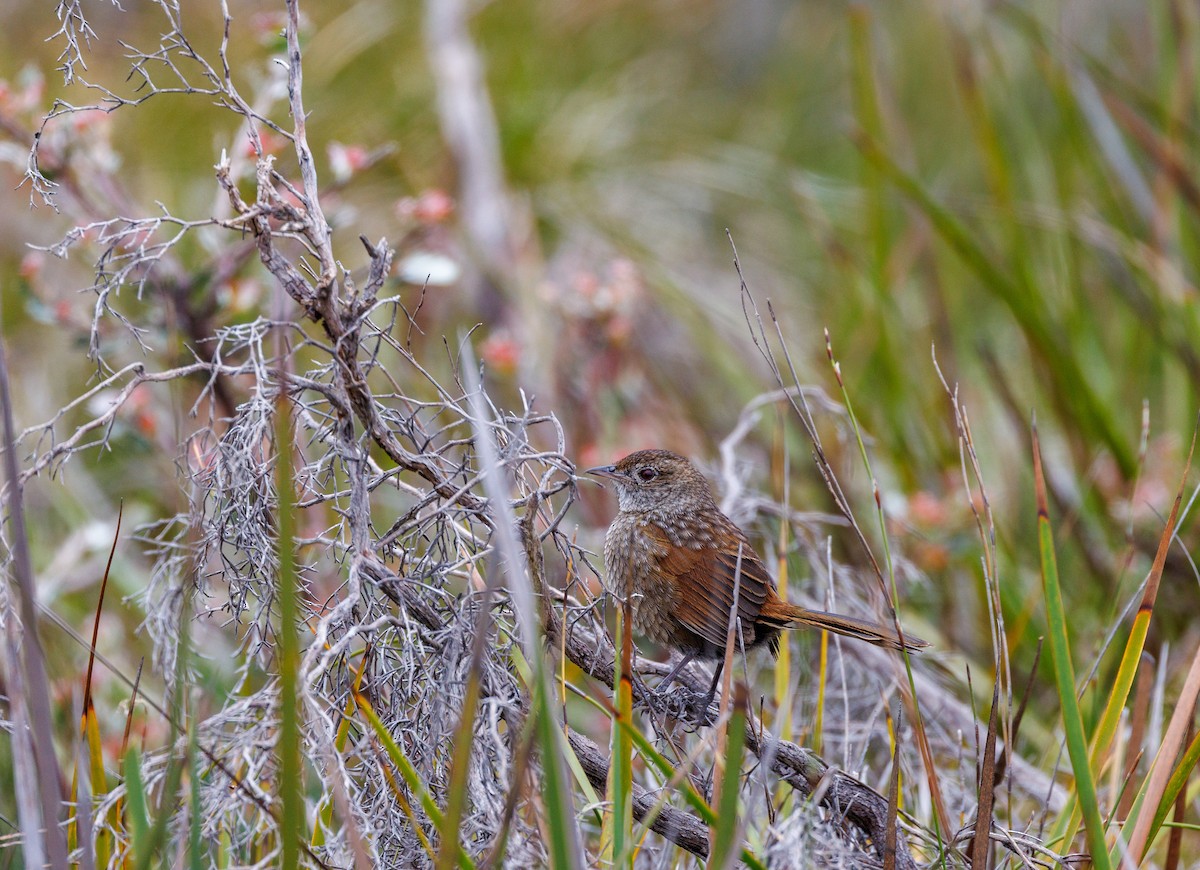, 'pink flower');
327,141,370,183
481,331,520,375
396,189,455,224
